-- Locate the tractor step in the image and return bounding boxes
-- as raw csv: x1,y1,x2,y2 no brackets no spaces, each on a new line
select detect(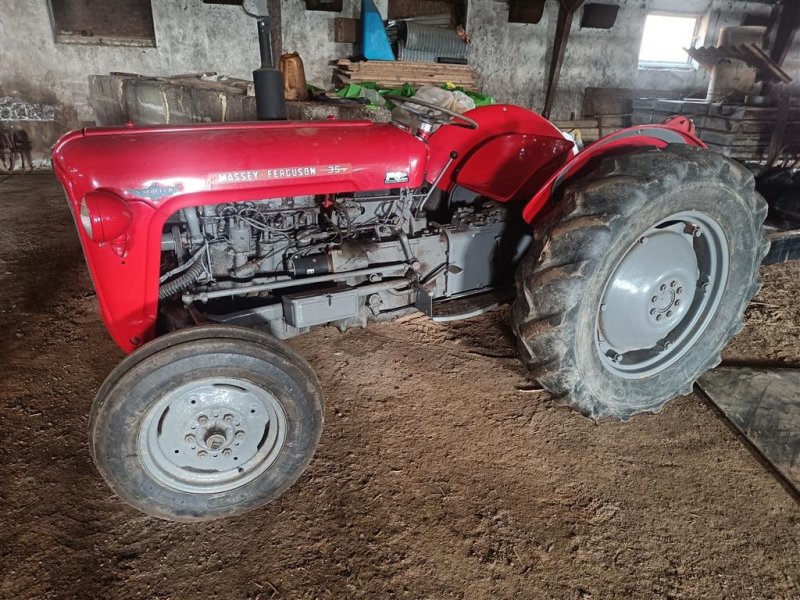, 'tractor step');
431,288,513,322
